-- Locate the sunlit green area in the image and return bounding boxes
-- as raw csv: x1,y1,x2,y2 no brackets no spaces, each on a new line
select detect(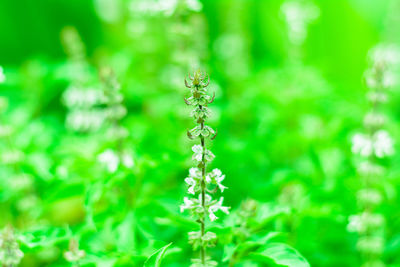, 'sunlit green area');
1,0,400,266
